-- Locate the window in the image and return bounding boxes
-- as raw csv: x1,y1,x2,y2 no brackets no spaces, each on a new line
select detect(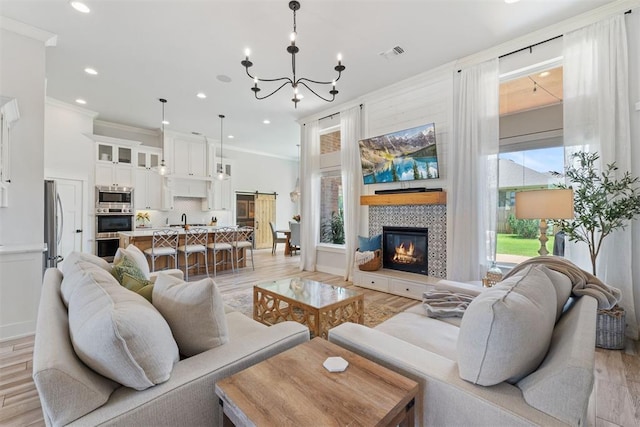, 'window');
319,169,344,244
496,65,564,263
318,123,344,246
